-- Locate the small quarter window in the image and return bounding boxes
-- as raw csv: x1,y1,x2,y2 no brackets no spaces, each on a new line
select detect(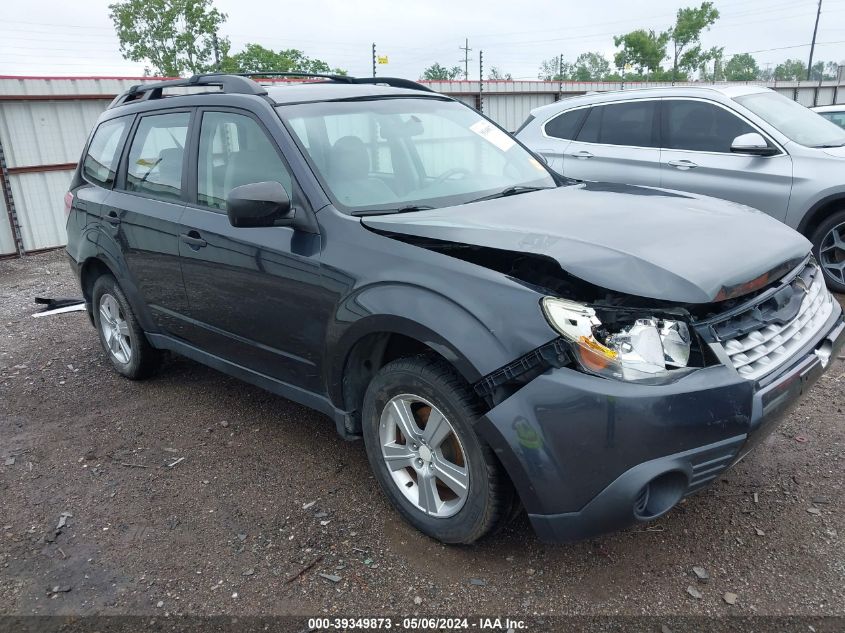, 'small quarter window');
544,109,587,140
82,118,128,187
